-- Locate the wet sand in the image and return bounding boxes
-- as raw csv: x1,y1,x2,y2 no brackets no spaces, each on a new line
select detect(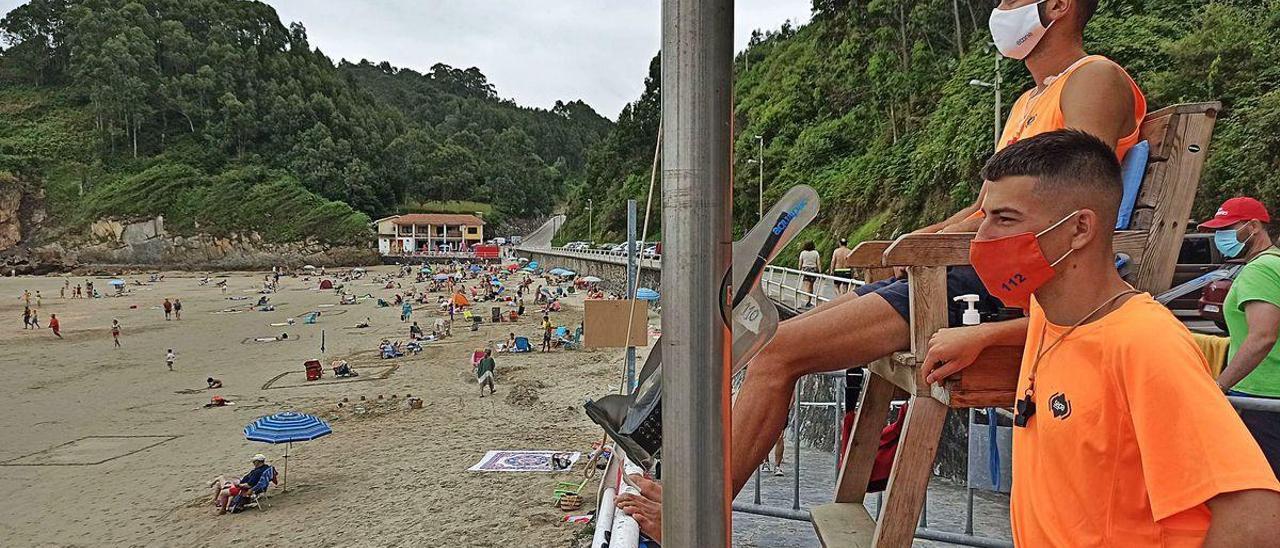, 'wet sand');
0,267,648,547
